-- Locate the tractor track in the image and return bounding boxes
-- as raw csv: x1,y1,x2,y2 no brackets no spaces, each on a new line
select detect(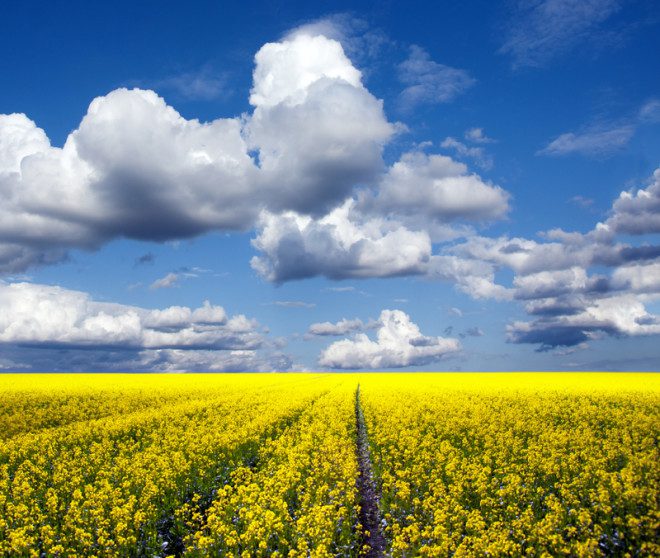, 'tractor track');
355,385,387,557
